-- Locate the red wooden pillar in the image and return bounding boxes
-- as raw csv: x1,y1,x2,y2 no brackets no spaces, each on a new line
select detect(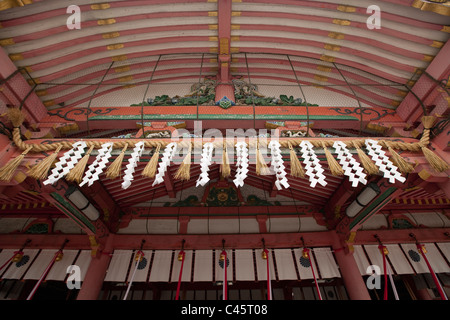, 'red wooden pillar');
77,235,114,300
331,231,371,300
